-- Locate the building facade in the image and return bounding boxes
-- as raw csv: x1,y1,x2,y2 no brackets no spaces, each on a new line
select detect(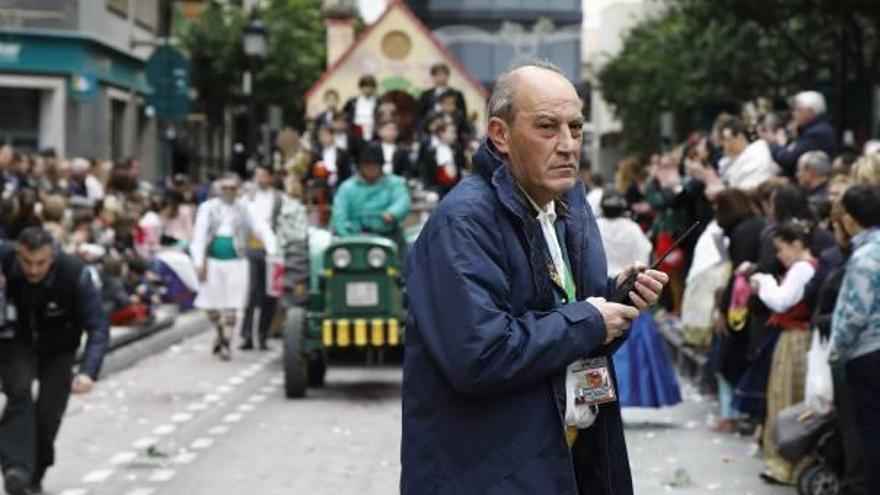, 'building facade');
405,0,582,88
0,0,159,176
